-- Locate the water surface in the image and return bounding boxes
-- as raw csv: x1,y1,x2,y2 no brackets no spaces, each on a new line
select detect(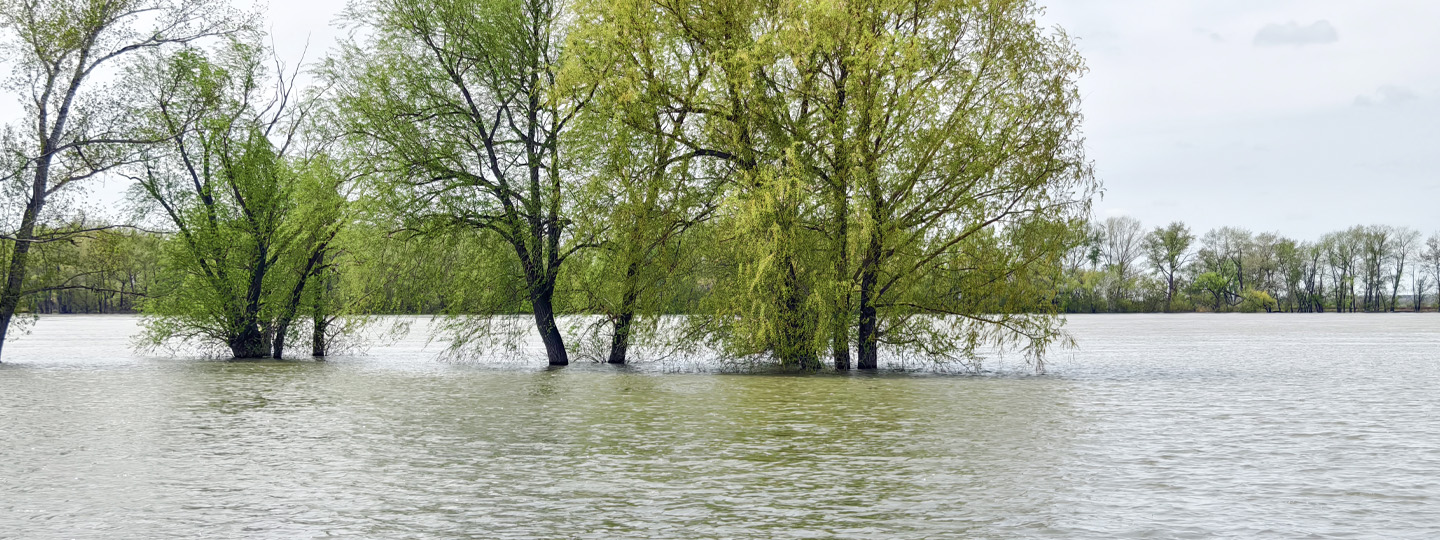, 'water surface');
3,314,1439,538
